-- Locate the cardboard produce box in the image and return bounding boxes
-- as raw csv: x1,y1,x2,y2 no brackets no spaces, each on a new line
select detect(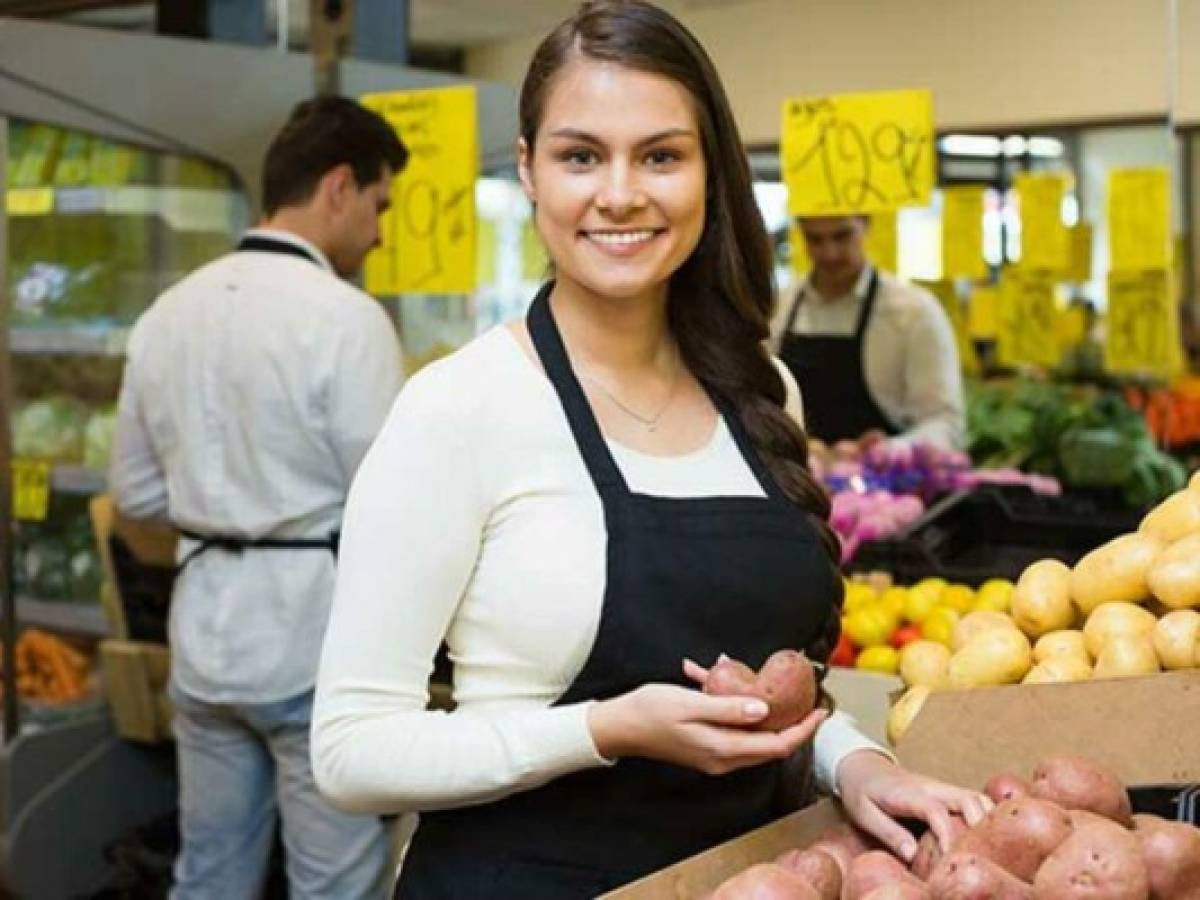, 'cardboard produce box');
606,670,1200,899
